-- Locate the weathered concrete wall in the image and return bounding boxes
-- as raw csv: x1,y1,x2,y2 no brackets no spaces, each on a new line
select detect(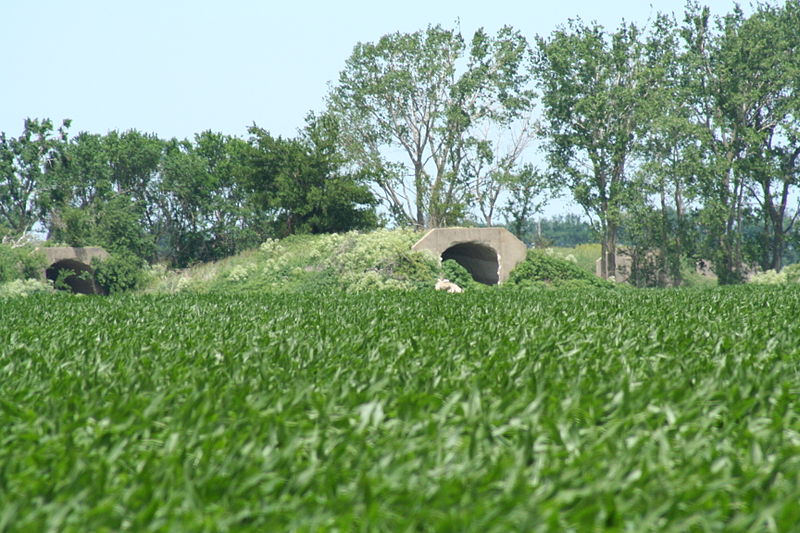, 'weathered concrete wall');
38,247,110,266
412,227,527,284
